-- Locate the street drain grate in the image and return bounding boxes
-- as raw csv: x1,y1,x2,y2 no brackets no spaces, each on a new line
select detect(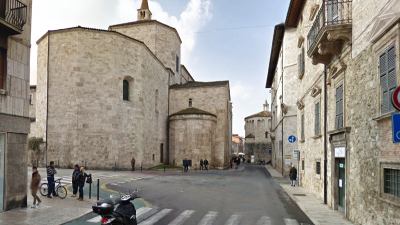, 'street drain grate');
293,193,307,196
